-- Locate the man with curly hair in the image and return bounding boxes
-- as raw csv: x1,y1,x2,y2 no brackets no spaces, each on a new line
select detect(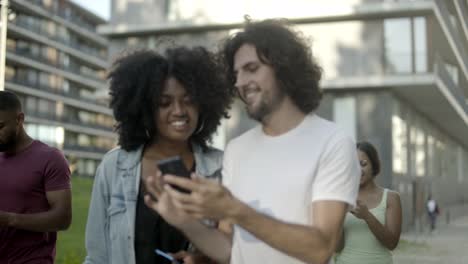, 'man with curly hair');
145,19,360,264
147,20,360,264
84,46,233,264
